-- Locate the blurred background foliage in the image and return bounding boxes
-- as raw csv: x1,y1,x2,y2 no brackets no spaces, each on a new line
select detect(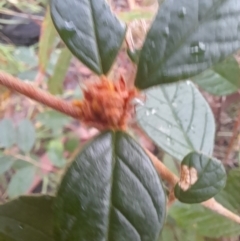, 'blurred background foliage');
0,0,240,241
